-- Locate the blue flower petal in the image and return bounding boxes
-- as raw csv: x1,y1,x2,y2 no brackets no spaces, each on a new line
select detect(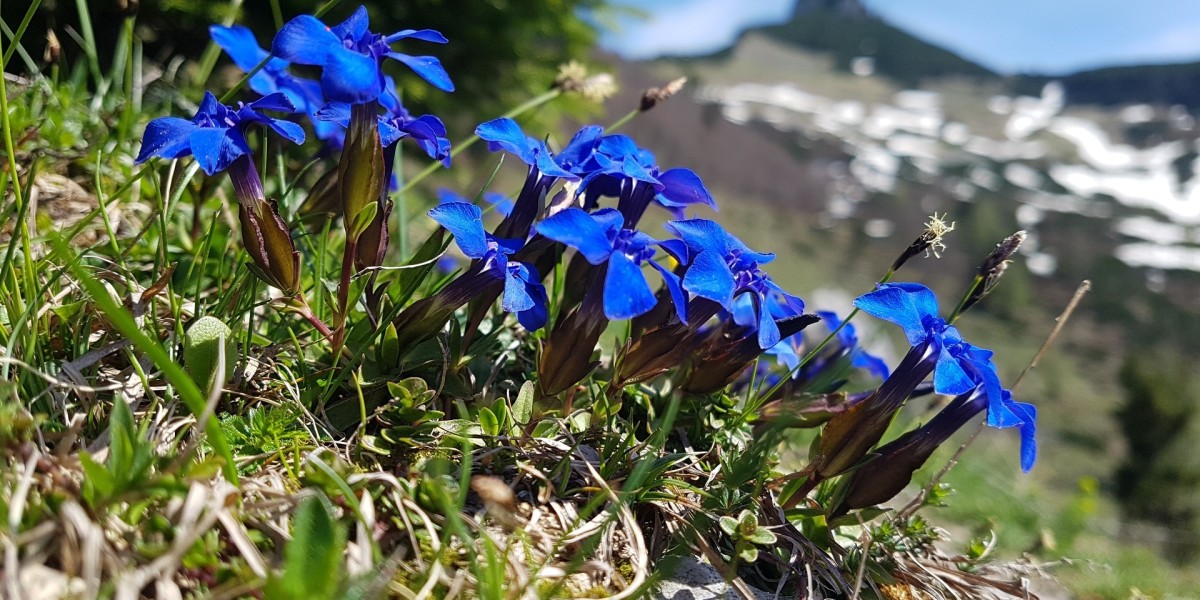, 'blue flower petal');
682,250,735,307
854,285,931,346
322,45,383,103
854,352,891,379
650,260,689,323
387,29,449,44
189,127,251,176
533,147,577,179
655,238,689,265
402,115,450,162
933,344,974,395
604,252,656,320
314,102,352,124
620,156,659,186
210,25,287,74
557,125,603,170
730,293,756,328
135,117,199,163
330,6,369,41
483,192,514,217
429,202,489,259
246,92,297,113
515,266,548,331
267,119,307,146
656,168,716,209
196,91,222,117
476,118,535,164
502,259,535,313
590,208,625,236
755,292,781,349
387,52,455,92
378,120,406,148
1008,400,1038,471
272,14,339,65
535,208,614,265
665,219,728,256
